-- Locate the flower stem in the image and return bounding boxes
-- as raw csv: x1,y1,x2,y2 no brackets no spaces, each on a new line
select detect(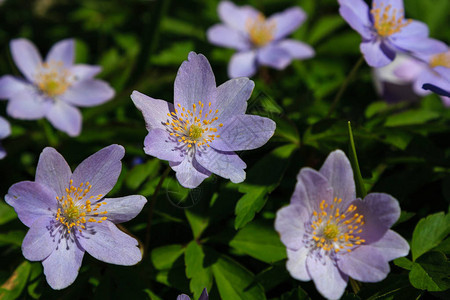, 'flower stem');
326,56,365,118
349,278,361,294
144,165,171,254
